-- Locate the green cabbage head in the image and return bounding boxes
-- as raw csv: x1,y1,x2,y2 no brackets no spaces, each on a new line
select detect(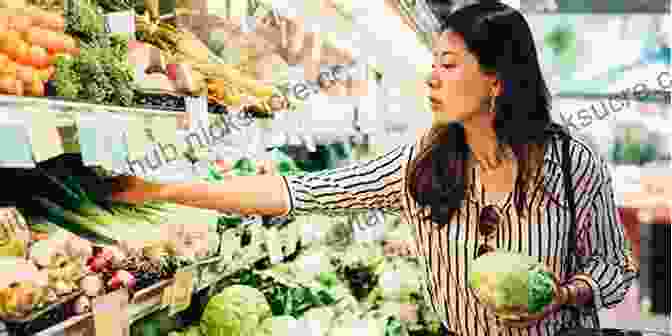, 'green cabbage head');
469,252,555,316
201,285,272,336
